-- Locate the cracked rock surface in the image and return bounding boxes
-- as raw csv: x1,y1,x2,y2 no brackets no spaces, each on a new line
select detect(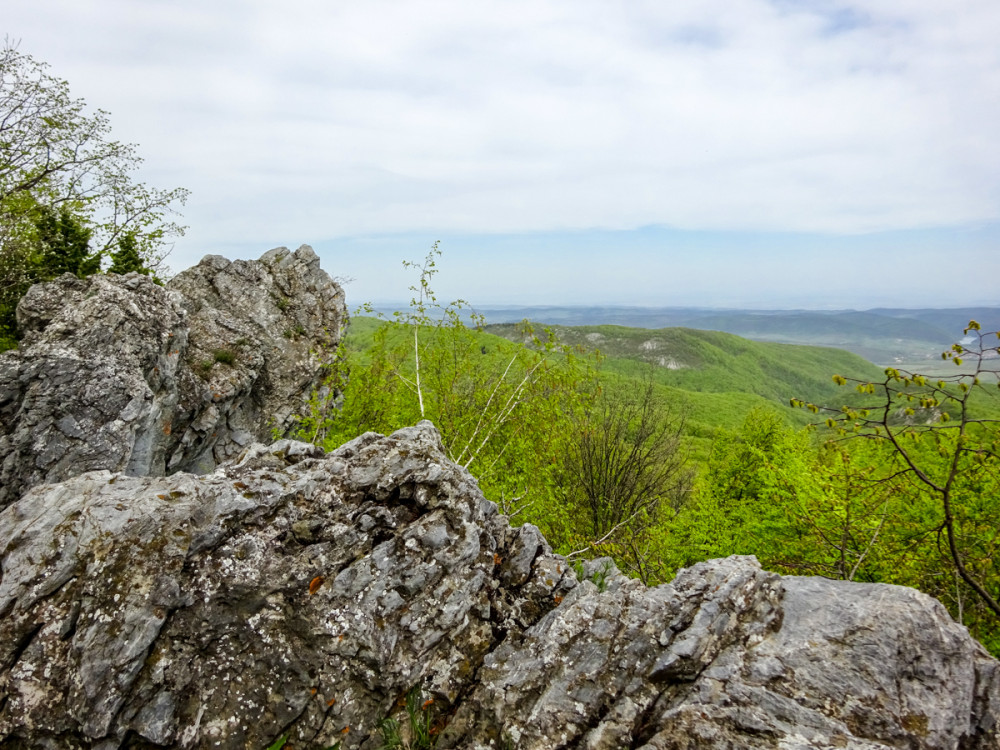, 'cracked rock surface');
0,422,996,749
0,245,346,509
